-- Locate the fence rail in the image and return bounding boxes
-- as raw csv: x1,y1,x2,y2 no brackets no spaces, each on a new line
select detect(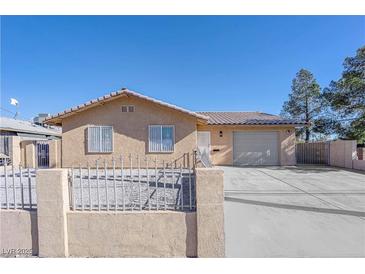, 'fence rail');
196,147,212,168
0,161,37,210
0,154,198,212
68,156,196,212
296,142,330,165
